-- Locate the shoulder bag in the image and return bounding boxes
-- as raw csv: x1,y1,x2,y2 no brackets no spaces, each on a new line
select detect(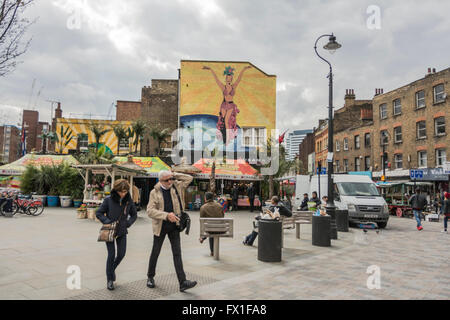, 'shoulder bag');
97,200,128,242
174,186,191,235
